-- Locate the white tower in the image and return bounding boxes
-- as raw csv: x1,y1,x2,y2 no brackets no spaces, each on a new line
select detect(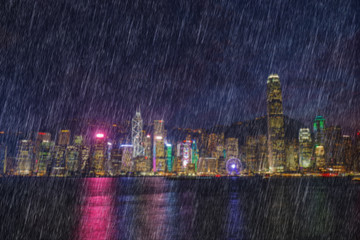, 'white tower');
132,107,144,157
